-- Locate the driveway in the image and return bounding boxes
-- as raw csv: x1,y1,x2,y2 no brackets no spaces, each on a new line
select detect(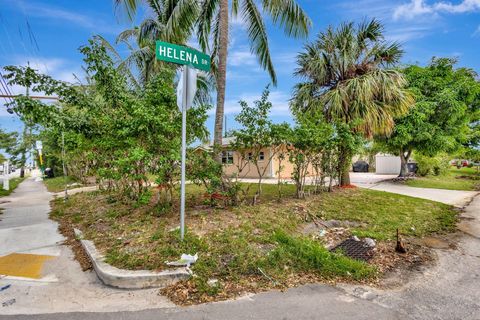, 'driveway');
365,182,478,207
